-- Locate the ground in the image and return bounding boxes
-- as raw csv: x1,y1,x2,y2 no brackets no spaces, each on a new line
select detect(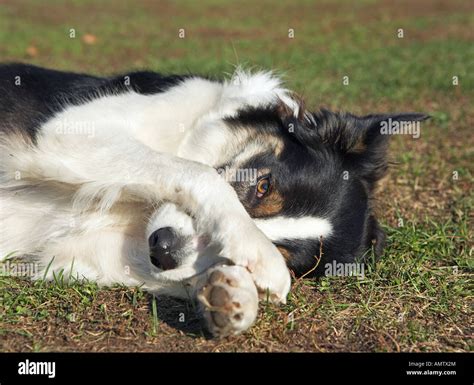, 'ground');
0,0,472,352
